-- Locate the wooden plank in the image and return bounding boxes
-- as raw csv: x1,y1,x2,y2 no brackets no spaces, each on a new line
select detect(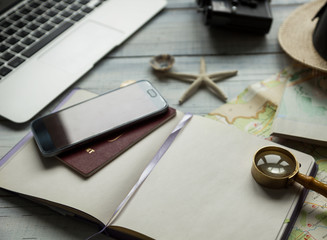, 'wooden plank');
109,2,309,57
166,0,310,8
73,53,292,115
